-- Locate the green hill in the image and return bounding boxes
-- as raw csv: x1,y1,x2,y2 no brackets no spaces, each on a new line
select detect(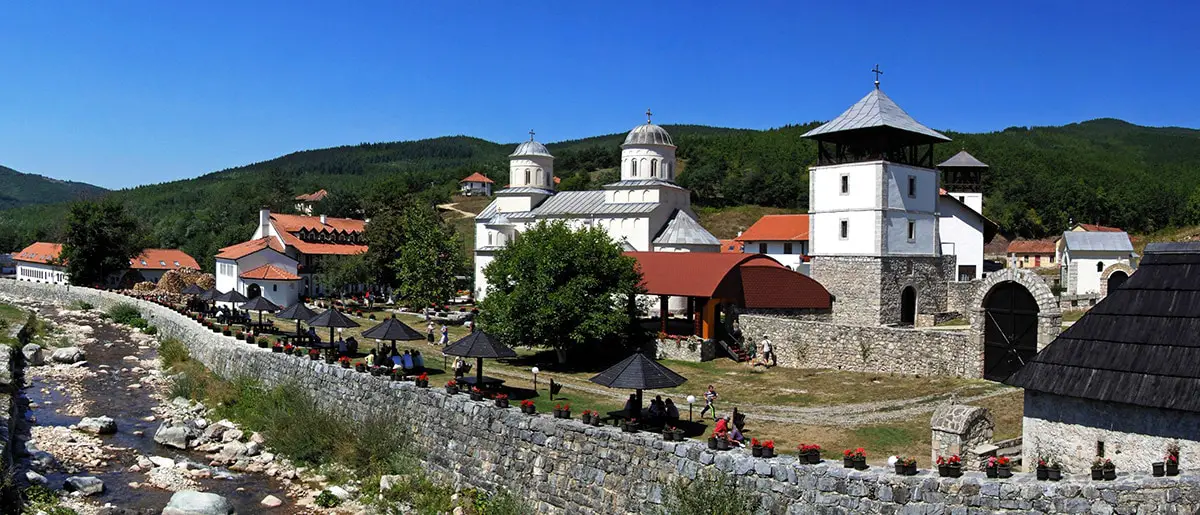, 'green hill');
2,119,1199,269
0,165,108,210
